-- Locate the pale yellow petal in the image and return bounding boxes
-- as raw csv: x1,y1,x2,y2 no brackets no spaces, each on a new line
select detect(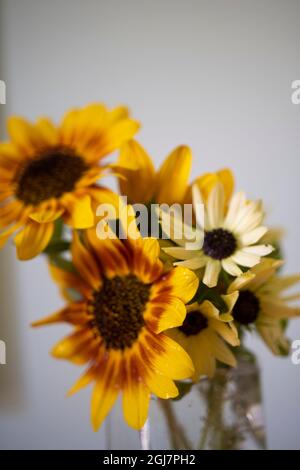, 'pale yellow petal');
203,259,221,288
